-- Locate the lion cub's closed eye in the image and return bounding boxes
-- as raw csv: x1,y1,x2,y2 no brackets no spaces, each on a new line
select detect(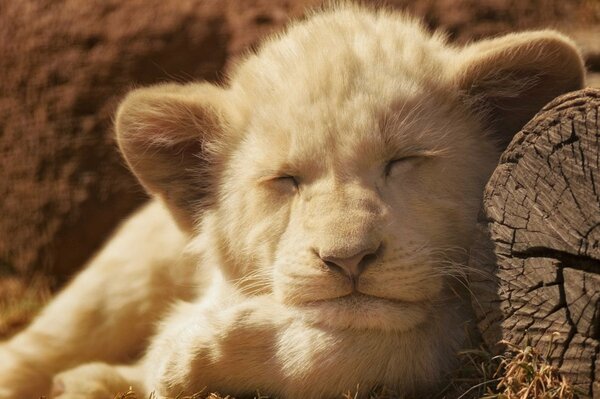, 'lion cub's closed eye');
261,173,300,191
0,4,584,399
385,154,431,177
